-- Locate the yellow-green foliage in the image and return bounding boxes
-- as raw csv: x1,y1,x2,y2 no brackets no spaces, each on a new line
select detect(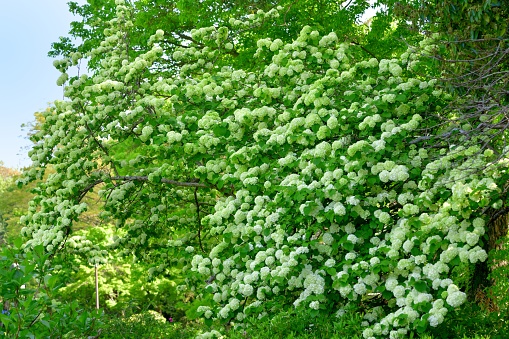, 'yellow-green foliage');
54,225,187,319
0,165,30,242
